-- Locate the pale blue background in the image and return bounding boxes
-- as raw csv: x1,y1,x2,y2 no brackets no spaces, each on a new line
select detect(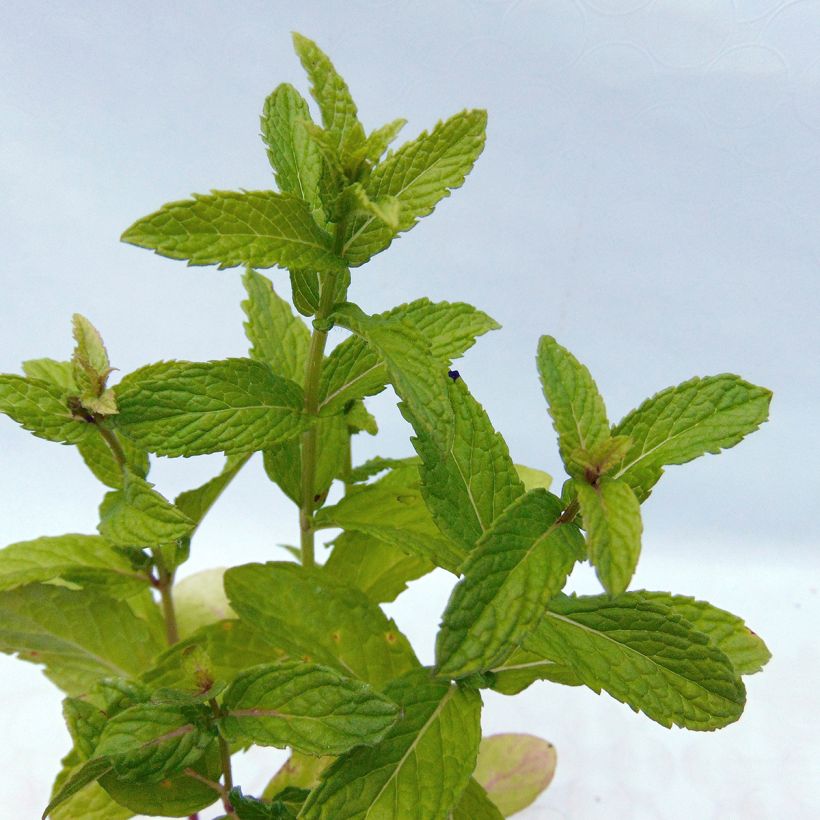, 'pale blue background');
0,1,817,817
